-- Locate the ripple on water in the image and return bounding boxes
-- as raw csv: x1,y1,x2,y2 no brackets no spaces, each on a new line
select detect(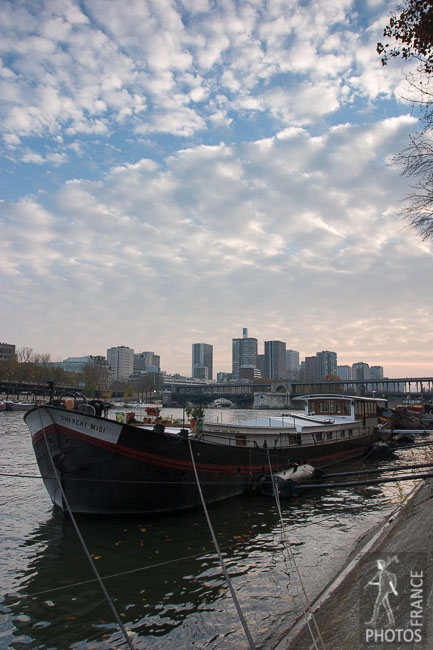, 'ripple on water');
1,410,432,649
